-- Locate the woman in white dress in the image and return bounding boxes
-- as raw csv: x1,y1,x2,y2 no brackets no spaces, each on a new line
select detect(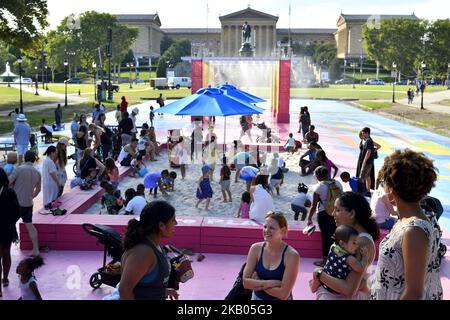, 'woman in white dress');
42,146,60,210
249,174,274,224
310,191,380,300
370,149,443,300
